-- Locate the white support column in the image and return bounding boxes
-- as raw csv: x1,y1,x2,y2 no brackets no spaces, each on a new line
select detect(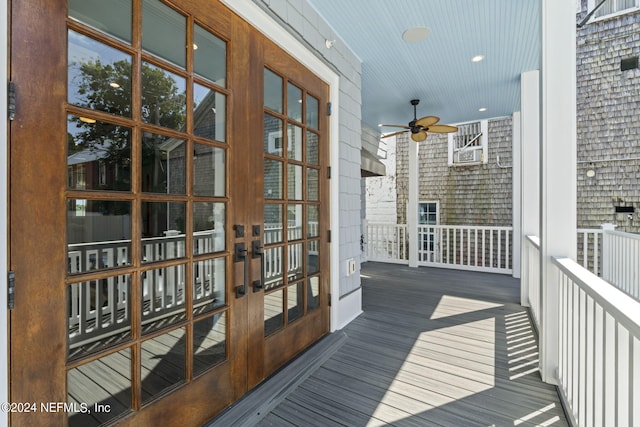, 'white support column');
520,70,540,305
539,0,577,385
512,112,522,279
407,140,419,267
